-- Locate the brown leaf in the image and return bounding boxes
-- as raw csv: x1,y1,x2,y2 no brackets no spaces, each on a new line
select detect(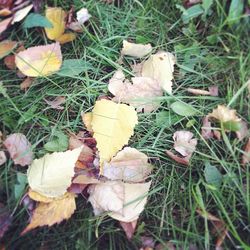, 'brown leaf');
20,77,34,90
119,219,137,240
44,96,66,110
73,173,100,184
187,86,218,96
201,116,214,139
165,150,189,166
4,54,16,69
108,70,163,112
242,138,250,166
67,183,87,194
21,192,76,234
0,151,7,166
0,0,13,9
3,133,33,166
